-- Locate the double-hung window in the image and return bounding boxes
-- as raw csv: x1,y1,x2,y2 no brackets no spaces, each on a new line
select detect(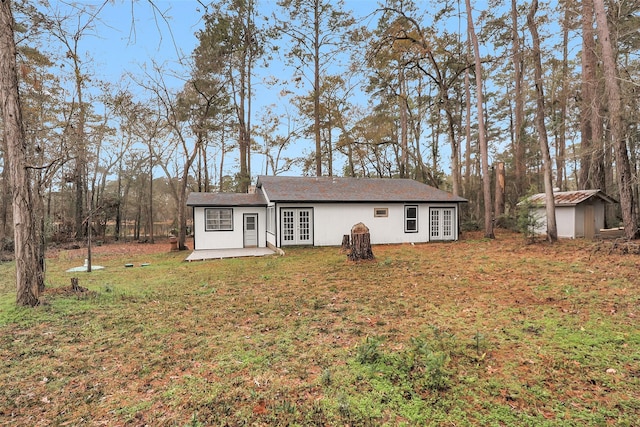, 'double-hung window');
205,208,233,231
404,205,418,232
